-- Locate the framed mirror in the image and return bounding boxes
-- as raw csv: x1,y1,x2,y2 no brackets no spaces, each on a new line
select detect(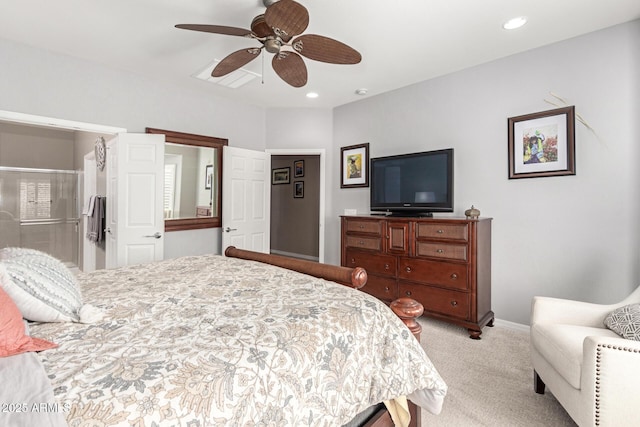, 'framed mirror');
145,128,228,232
